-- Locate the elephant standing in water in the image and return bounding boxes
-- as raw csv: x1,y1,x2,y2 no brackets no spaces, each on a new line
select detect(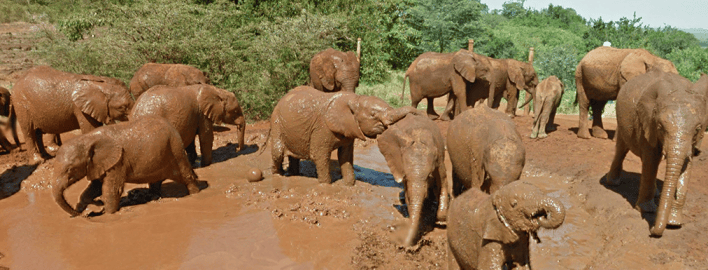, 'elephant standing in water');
575,46,678,139
129,63,210,99
401,49,492,120
309,48,360,93
522,76,564,139
605,70,707,236
0,87,18,152
12,66,133,164
53,117,200,216
377,114,448,246
447,181,566,270
266,86,419,186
